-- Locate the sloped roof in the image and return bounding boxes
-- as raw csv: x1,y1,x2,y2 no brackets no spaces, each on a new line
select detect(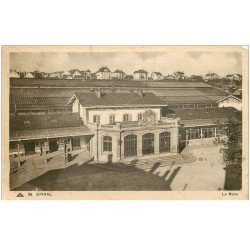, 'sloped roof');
10,126,93,141
10,113,82,132
10,96,71,107
217,95,242,103
72,92,166,107
152,72,163,75
205,73,218,76
10,97,71,112
163,107,238,126
174,71,184,74
97,66,111,73
233,89,242,96
10,70,20,78
114,69,125,74
134,69,147,74
25,72,34,78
